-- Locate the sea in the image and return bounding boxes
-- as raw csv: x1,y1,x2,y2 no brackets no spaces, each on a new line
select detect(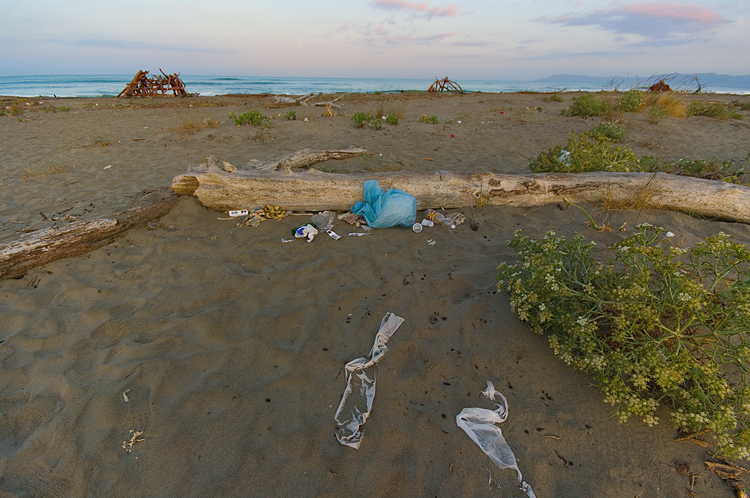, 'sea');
0,74,748,98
